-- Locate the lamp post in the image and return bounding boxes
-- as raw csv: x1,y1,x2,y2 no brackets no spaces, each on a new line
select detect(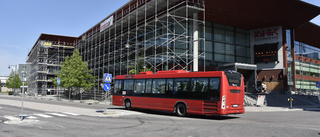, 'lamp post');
8,65,17,96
